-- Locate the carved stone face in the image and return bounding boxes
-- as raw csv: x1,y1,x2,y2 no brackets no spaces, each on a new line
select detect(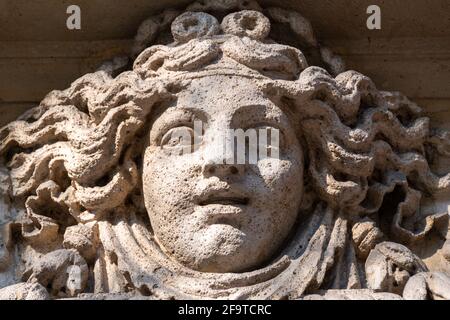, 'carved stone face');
142,75,304,273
